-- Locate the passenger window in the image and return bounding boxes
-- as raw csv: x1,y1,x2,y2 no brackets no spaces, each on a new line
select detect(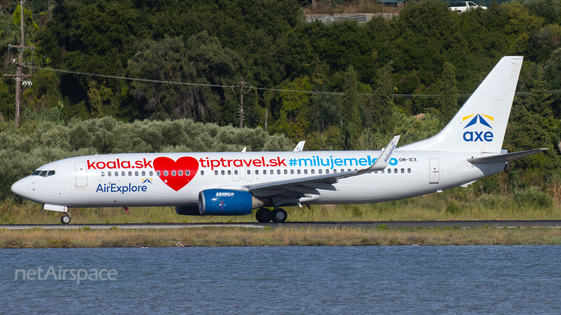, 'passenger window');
311,169,315,174
214,170,218,175
135,171,139,176
164,171,168,176
234,170,238,175
115,171,119,177
408,168,411,173
101,172,105,177
318,169,322,174
297,170,301,174
304,169,308,174
178,170,183,176
200,171,204,175
108,172,112,177
48,170,55,176
142,171,146,176
121,171,125,176
156,171,160,176
326,170,329,174
270,170,274,175
394,168,398,173
128,171,132,176
221,170,225,175
401,168,404,173
149,171,153,176
283,170,287,174
388,169,391,174
247,170,251,175
333,170,337,173
341,169,344,173
228,170,231,175
256,170,259,175
172,170,176,176
291,170,294,174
